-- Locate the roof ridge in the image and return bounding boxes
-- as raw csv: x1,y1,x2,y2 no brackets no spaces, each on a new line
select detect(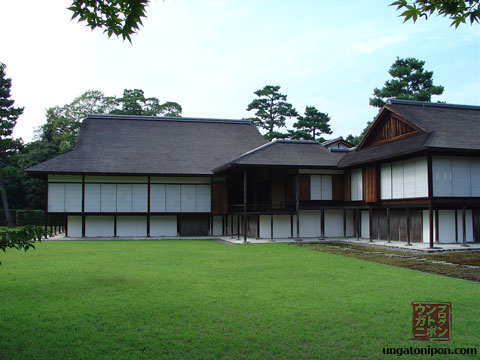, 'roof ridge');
86,114,252,124
388,99,480,110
